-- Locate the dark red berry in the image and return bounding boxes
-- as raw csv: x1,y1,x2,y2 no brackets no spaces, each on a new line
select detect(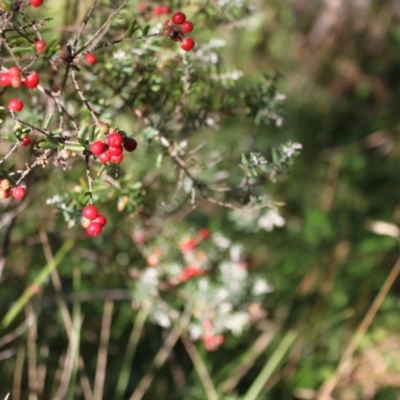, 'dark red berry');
93,215,107,227
172,11,186,24
0,73,11,87
29,0,43,7
12,186,26,200
82,205,98,220
86,222,102,236
123,137,138,152
8,98,23,113
34,40,46,52
24,72,40,89
161,5,171,13
181,21,194,33
21,137,31,147
107,132,123,147
108,146,123,156
98,150,111,163
85,53,97,65
181,37,195,51
90,140,106,155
